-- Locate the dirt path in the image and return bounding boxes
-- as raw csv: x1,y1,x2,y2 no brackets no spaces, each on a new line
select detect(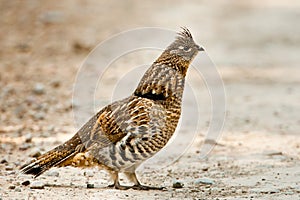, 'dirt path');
1,0,299,199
